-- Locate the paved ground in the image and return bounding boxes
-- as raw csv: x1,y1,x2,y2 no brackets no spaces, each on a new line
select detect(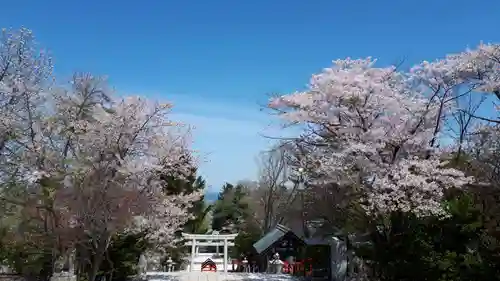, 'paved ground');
146,272,298,281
